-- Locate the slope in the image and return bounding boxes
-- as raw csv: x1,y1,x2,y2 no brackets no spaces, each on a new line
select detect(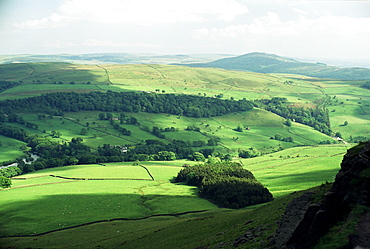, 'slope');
181,52,370,80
